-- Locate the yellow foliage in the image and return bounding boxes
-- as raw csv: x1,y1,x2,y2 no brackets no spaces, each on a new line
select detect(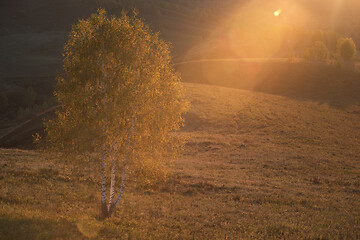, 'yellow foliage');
37,8,188,188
